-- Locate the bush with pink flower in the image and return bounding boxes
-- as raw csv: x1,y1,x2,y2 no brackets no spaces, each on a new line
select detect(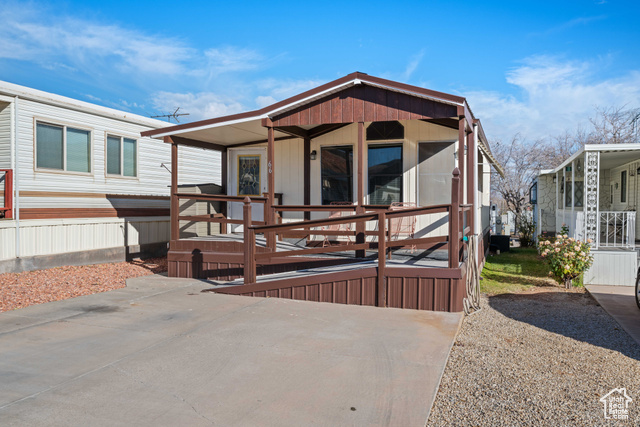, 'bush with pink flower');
538,234,594,288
